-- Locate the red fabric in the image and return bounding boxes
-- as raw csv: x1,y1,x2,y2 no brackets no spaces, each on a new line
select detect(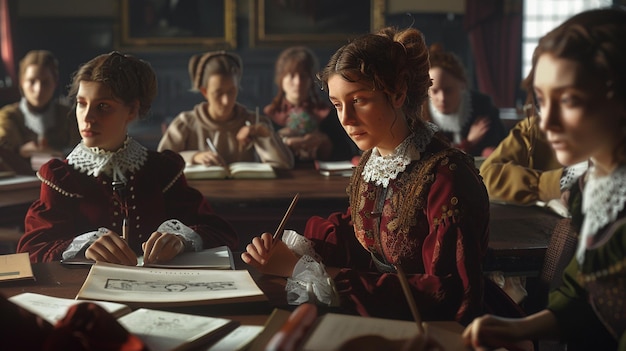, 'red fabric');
46,303,147,351
1,295,146,351
304,142,507,325
464,0,522,108
18,150,238,262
